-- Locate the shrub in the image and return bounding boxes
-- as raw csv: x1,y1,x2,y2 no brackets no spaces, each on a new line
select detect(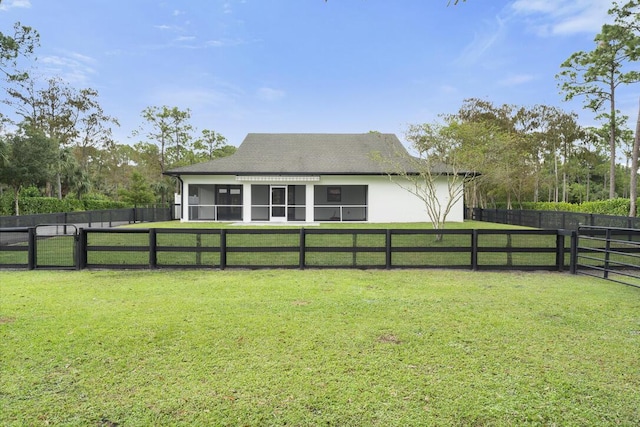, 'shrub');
0,190,14,216
579,198,631,216
82,199,130,210
18,197,84,215
491,198,637,217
